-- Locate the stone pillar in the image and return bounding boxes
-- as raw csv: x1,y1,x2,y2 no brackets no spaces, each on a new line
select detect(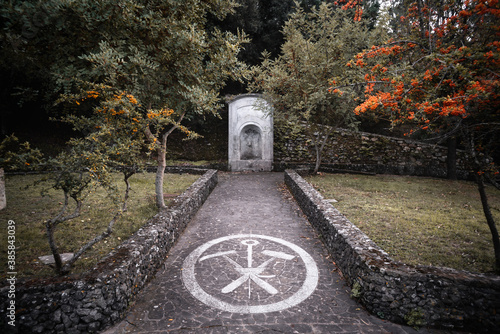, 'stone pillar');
228,94,273,172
